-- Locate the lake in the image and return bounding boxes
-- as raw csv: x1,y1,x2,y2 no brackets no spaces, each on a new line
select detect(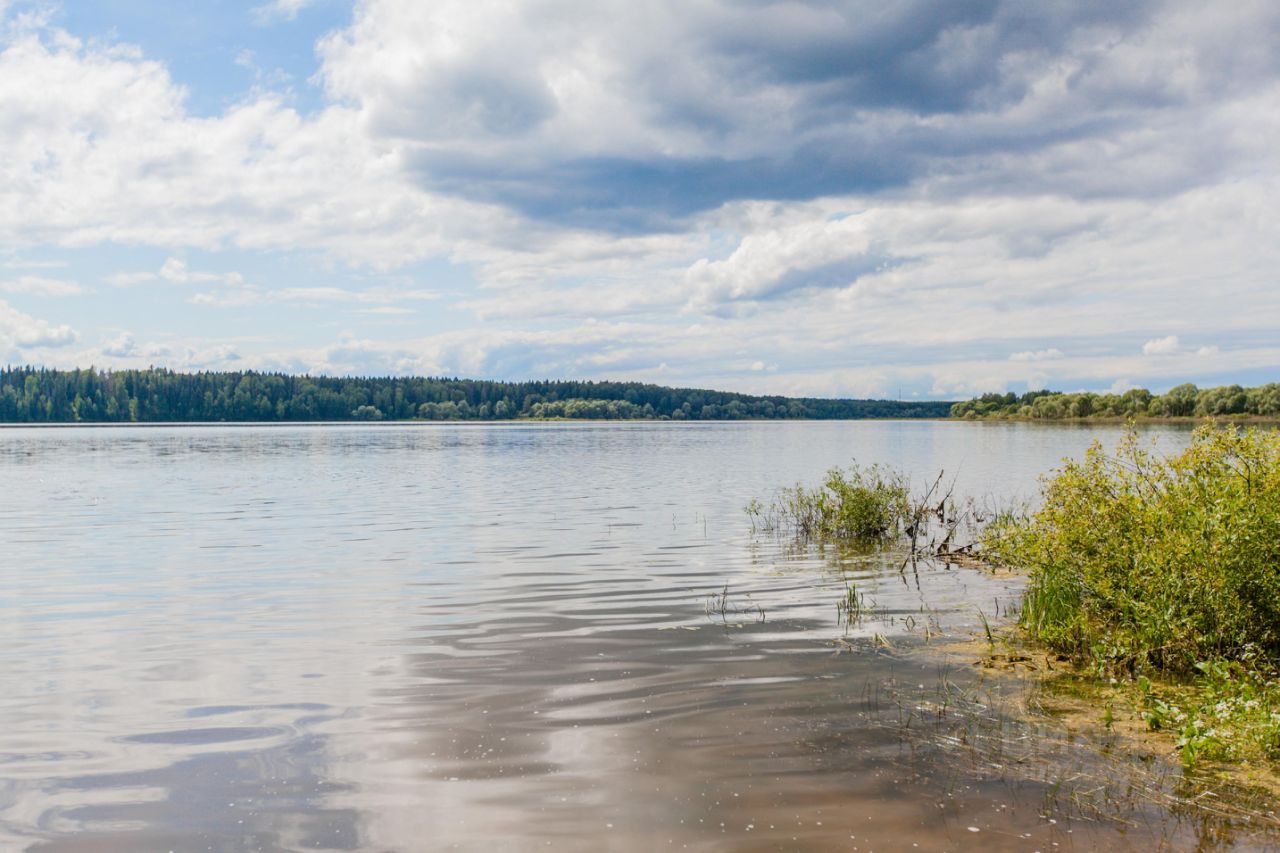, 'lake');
6,420,1265,851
